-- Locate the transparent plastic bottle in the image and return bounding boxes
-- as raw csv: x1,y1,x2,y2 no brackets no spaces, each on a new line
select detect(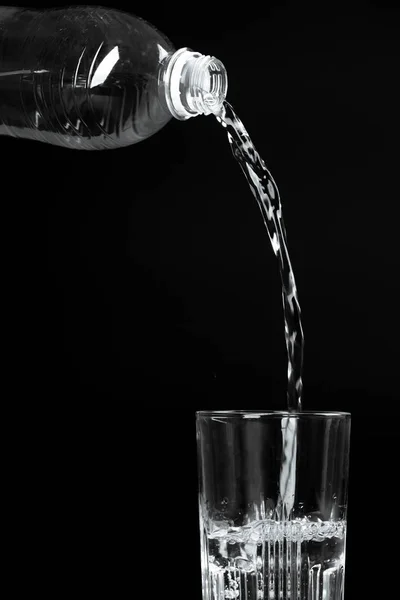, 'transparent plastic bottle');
0,5,227,150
